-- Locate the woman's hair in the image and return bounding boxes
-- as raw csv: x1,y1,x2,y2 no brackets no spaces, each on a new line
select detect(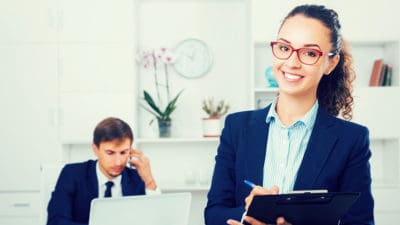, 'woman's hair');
282,4,355,120
93,117,133,147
